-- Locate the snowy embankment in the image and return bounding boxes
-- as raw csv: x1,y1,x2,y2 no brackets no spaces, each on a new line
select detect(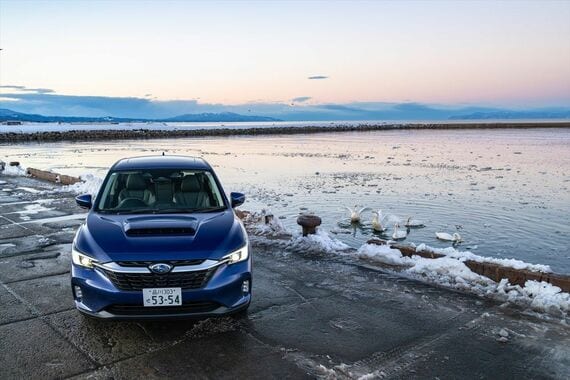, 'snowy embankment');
60,174,103,196
356,243,568,316
414,243,552,273
4,121,569,143
246,215,569,318
0,160,103,196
